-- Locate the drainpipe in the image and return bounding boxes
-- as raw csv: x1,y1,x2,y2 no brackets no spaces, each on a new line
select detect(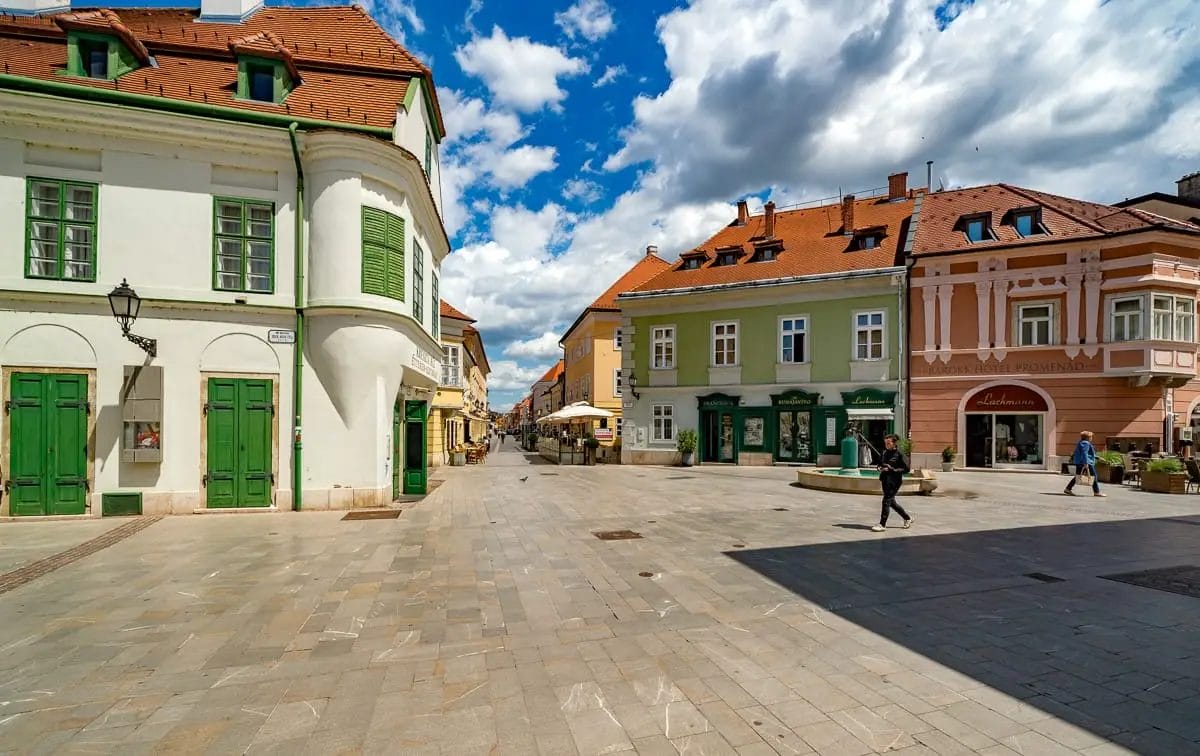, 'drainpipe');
288,123,305,512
